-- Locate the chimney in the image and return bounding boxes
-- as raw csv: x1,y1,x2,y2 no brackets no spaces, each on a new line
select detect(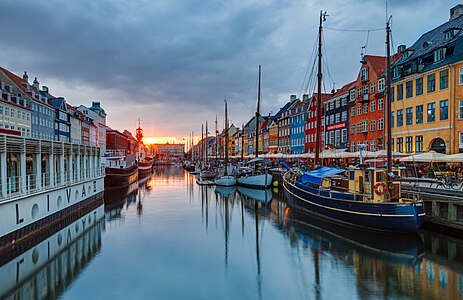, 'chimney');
92,101,100,107
290,94,297,101
397,45,407,53
303,94,309,101
33,77,39,90
42,86,49,93
450,4,463,20
23,71,29,83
